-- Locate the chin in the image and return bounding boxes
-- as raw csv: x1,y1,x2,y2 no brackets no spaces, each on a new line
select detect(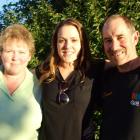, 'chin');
115,61,126,66
63,59,75,63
